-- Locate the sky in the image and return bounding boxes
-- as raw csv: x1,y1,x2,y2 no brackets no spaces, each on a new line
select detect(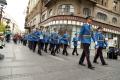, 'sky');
4,0,29,31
